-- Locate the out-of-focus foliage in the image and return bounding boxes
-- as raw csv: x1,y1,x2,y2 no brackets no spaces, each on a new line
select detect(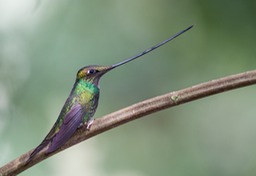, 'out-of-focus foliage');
0,0,256,175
